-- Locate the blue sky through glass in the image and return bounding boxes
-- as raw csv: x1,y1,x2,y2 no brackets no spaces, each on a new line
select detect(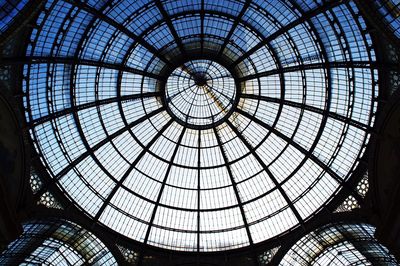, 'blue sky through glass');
22,0,378,252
